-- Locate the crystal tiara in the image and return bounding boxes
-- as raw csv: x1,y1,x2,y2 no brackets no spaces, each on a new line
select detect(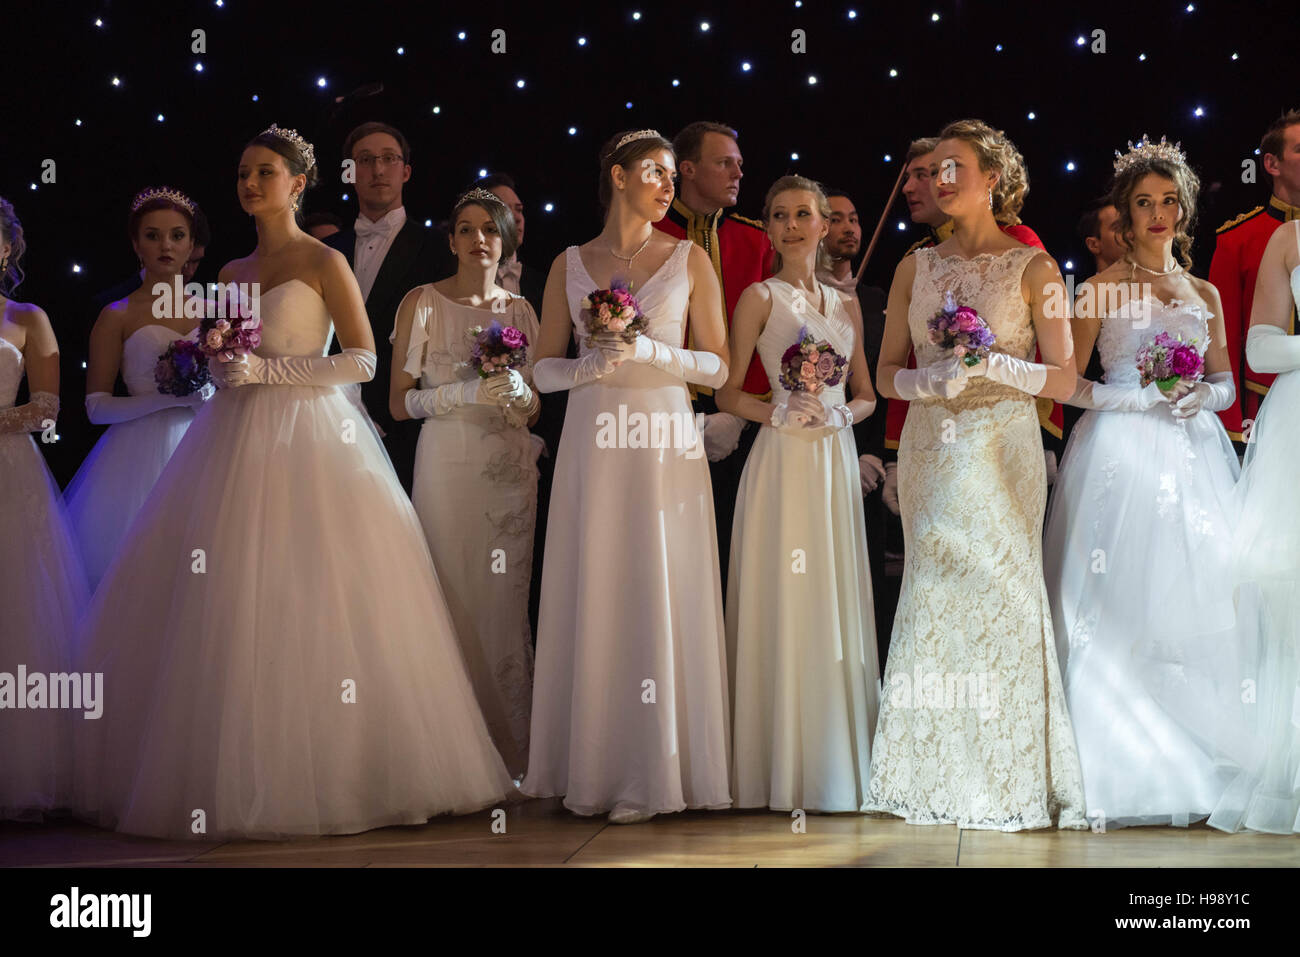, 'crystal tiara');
614,129,663,152
131,186,196,215
1113,134,1187,174
262,124,317,172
